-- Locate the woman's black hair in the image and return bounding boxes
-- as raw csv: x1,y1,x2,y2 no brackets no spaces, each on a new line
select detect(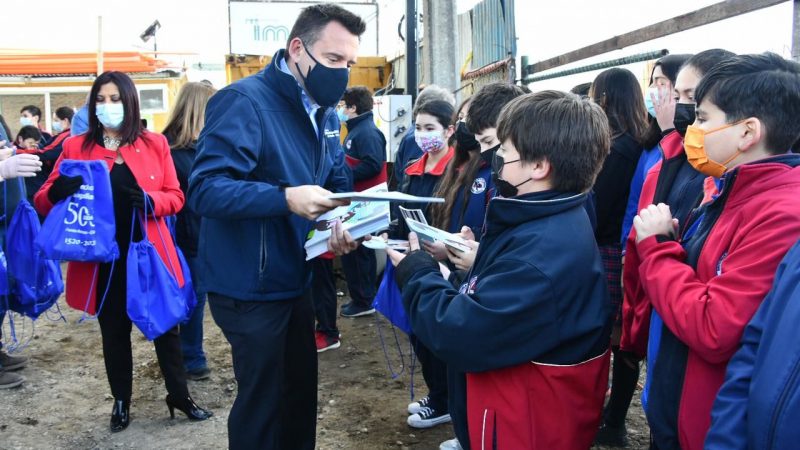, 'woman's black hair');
414,99,455,130
82,71,144,151
590,68,648,143
652,54,693,86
